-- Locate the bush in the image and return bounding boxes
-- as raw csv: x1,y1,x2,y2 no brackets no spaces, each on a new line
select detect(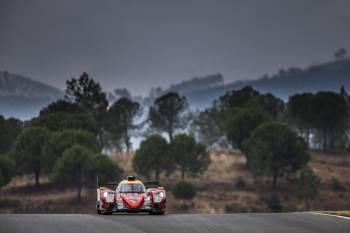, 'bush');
172,180,196,206
261,193,282,212
0,156,15,188
330,178,346,192
297,166,319,210
234,176,246,189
